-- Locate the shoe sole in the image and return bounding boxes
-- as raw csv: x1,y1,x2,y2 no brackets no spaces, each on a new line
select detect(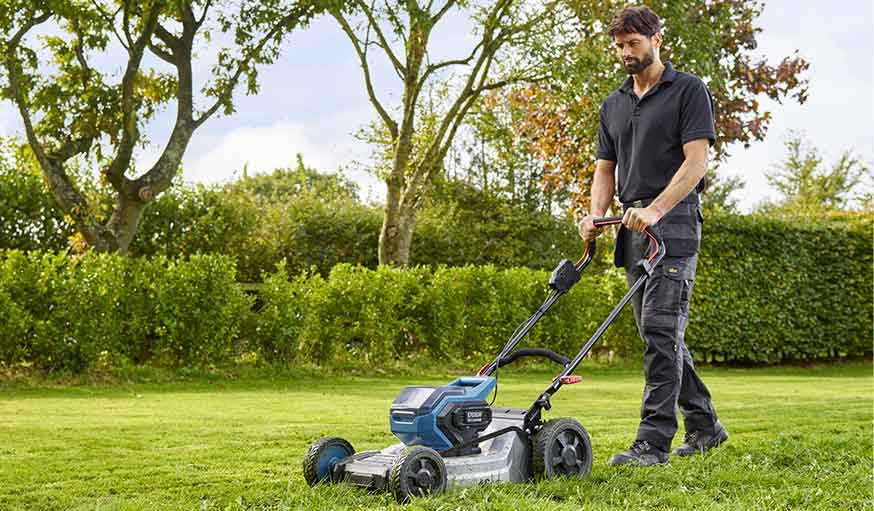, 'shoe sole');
672,426,729,457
